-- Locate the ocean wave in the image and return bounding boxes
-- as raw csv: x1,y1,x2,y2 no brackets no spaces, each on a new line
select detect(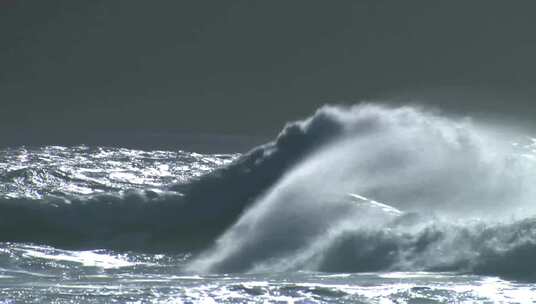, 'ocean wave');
313,217,536,280
0,105,362,250
185,104,536,280
2,104,536,280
